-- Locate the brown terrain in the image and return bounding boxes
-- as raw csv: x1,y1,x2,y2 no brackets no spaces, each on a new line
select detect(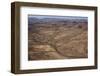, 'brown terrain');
28,16,88,60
